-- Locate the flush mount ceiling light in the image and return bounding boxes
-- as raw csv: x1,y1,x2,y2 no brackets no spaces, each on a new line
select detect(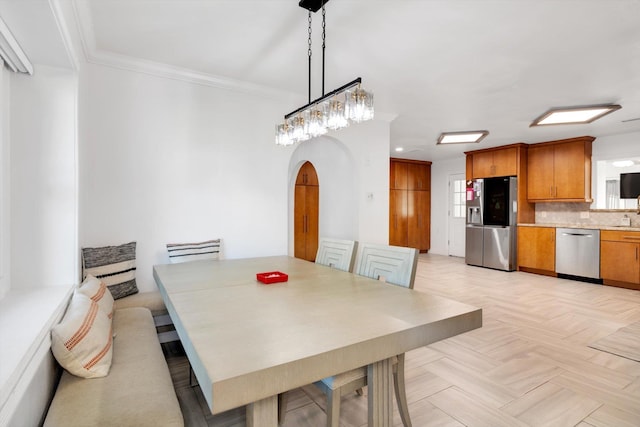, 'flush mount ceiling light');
612,160,635,168
530,104,621,127
275,0,374,146
437,130,489,145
